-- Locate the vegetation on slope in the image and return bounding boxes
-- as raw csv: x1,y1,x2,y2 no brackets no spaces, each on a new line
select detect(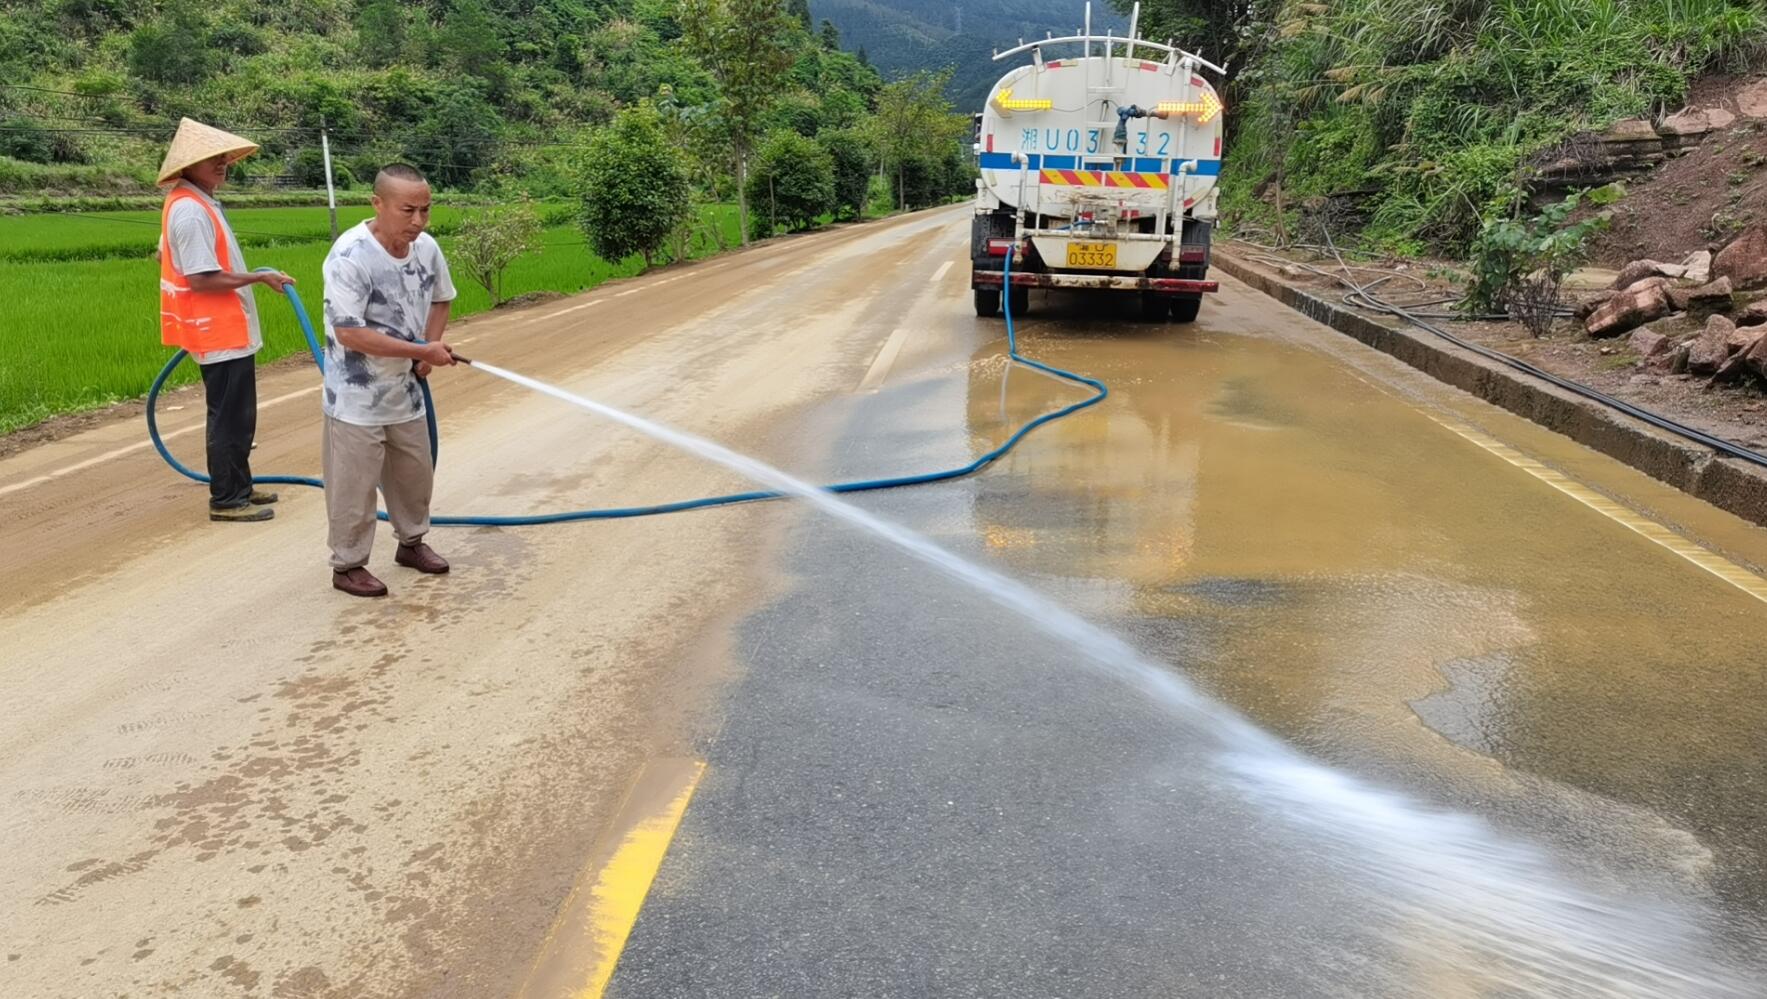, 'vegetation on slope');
1130,0,1767,255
